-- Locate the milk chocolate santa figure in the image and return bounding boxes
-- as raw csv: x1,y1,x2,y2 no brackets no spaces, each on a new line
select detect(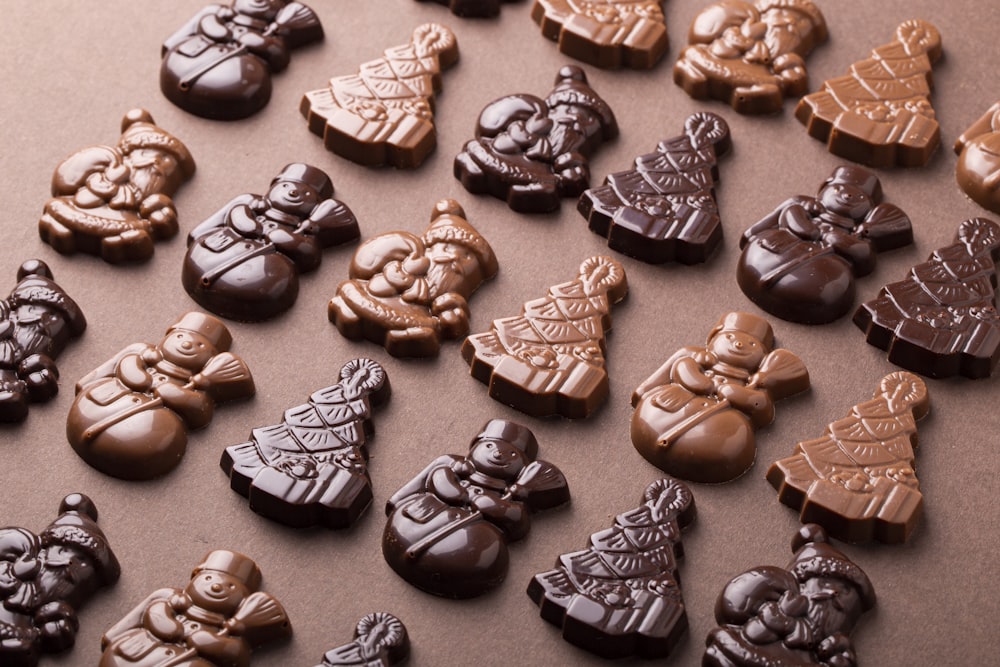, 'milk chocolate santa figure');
955,101,1000,214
